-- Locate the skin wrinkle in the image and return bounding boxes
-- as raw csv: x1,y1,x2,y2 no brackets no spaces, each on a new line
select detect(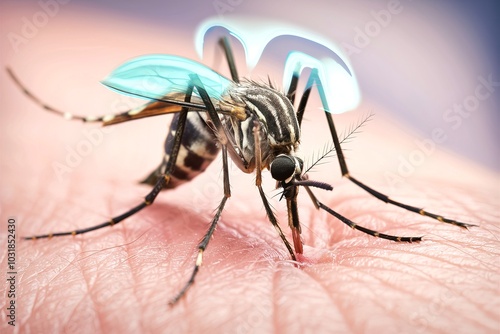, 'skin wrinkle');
64,292,91,332
345,283,402,325
300,267,352,332
356,252,448,284
359,243,489,274
222,207,293,260
346,268,407,304
121,229,147,333
465,240,500,255
36,245,81,291
271,265,278,334
442,291,495,332
64,270,95,327
16,194,496,330
345,247,494,328
306,267,365,333
82,250,114,332
354,249,456,276
9,149,498,318
244,230,289,260
347,256,477,313
68,241,103,333
462,305,499,332
427,239,499,273
21,272,41,326
398,250,488,282
25,285,42,329
95,247,137,331
356,267,440,307
330,210,494,328
84,232,147,330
